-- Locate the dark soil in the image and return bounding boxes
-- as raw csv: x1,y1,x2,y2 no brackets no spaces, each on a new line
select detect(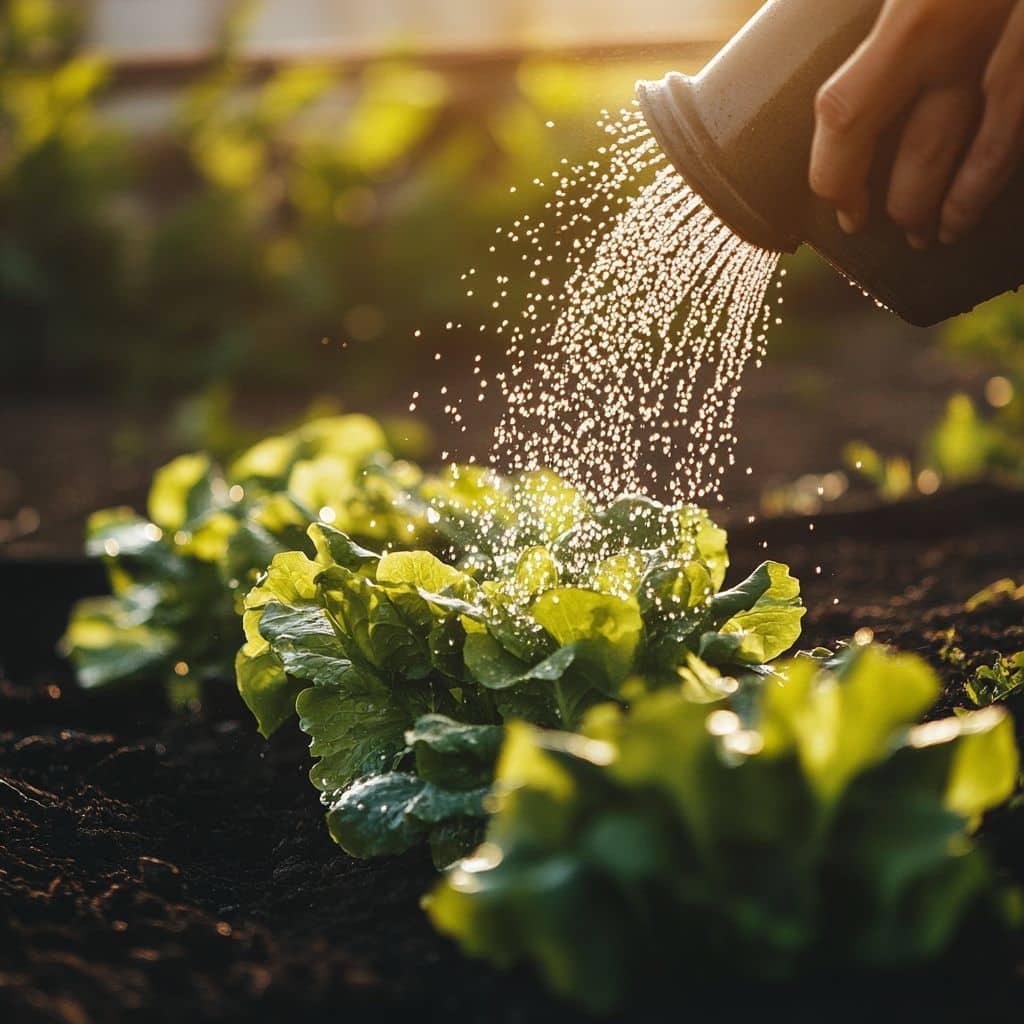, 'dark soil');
2,484,1023,1024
